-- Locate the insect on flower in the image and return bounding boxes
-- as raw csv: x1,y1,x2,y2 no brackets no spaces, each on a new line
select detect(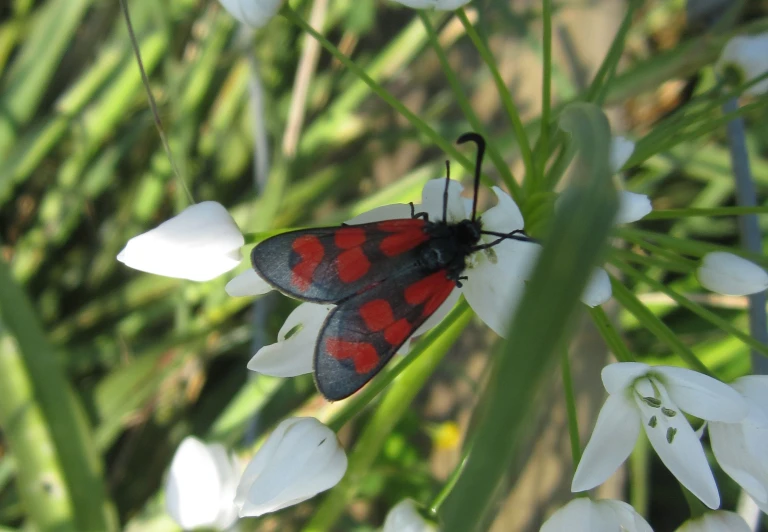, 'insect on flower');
250,133,535,400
